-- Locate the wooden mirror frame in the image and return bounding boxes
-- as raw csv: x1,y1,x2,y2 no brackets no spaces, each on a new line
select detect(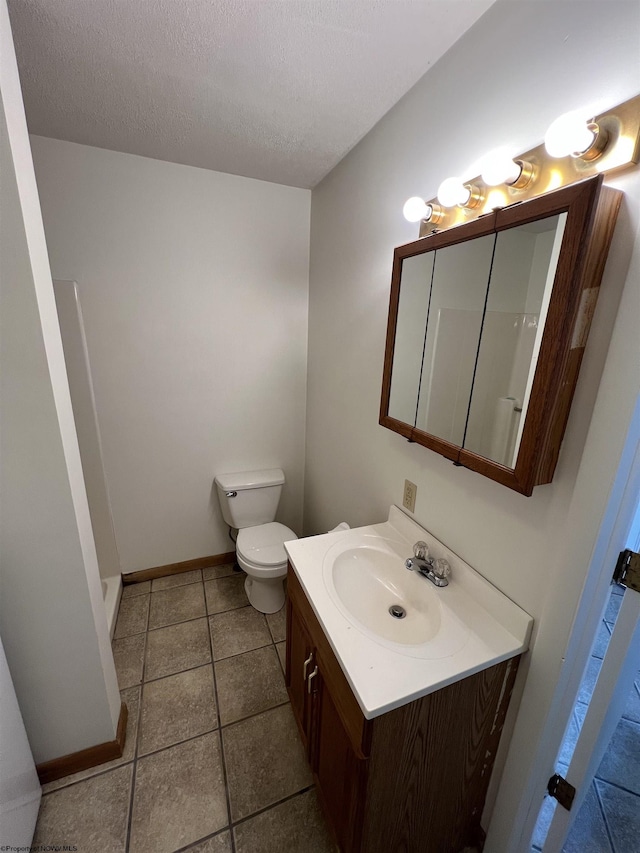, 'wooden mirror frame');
380,176,622,496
